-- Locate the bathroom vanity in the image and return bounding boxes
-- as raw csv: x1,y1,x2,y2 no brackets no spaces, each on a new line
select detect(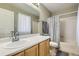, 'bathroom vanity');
0,36,50,56
14,39,49,56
